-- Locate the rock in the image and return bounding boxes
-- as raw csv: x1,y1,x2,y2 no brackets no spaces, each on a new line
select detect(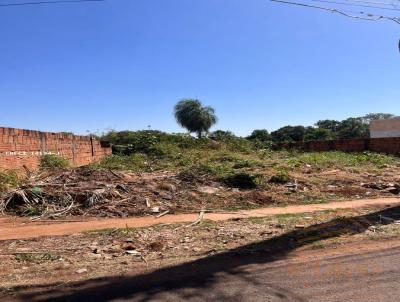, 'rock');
76,268,88,274
158,183,176,192
231,188,240,193
122,243,136,251
152,207,160,213
126,250,141,256
198,186,220,194
327,185,338,189
159,192,173,200
193,247,202,252
89,253,102,259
